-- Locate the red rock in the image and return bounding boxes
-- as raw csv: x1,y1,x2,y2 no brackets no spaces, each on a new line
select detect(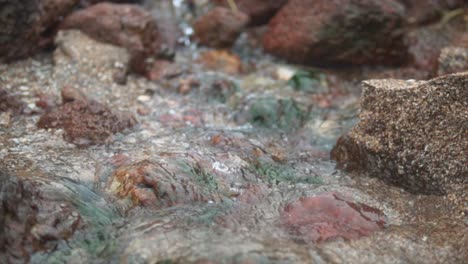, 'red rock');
282,192,386,243
193,7,249,48
212,0,288,26
197,50,243,74
37,87,136,147
0,0,80,61
263,0,407,65
61,2,179,75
